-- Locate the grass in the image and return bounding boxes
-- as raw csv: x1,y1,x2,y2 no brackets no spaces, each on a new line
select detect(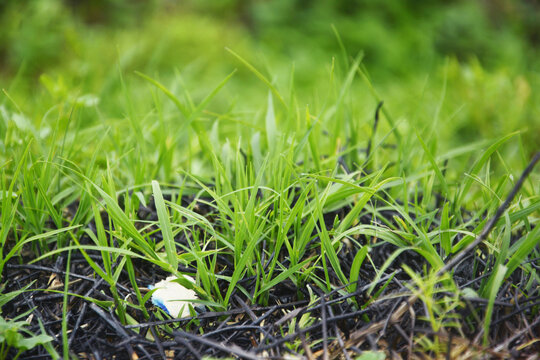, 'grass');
1,1,540,358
